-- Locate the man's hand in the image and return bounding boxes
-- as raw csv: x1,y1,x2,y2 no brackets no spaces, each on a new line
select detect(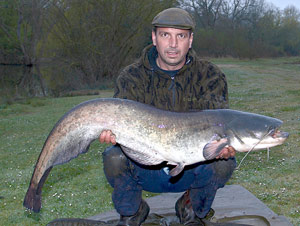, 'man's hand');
99,130,116,145
216,146,236,159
